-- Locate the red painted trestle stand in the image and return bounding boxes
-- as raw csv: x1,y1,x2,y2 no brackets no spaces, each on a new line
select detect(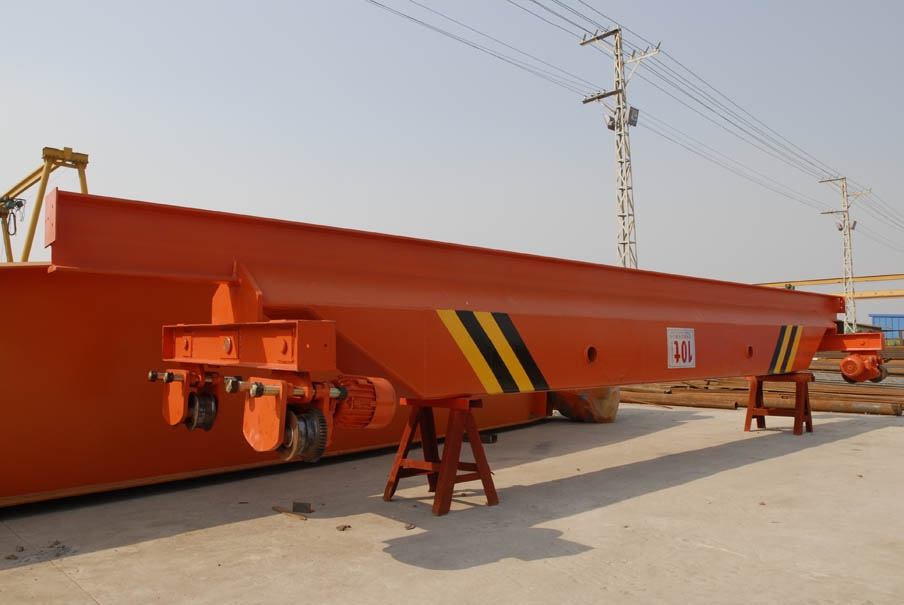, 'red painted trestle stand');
383,398,498,516
745,373,814,436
